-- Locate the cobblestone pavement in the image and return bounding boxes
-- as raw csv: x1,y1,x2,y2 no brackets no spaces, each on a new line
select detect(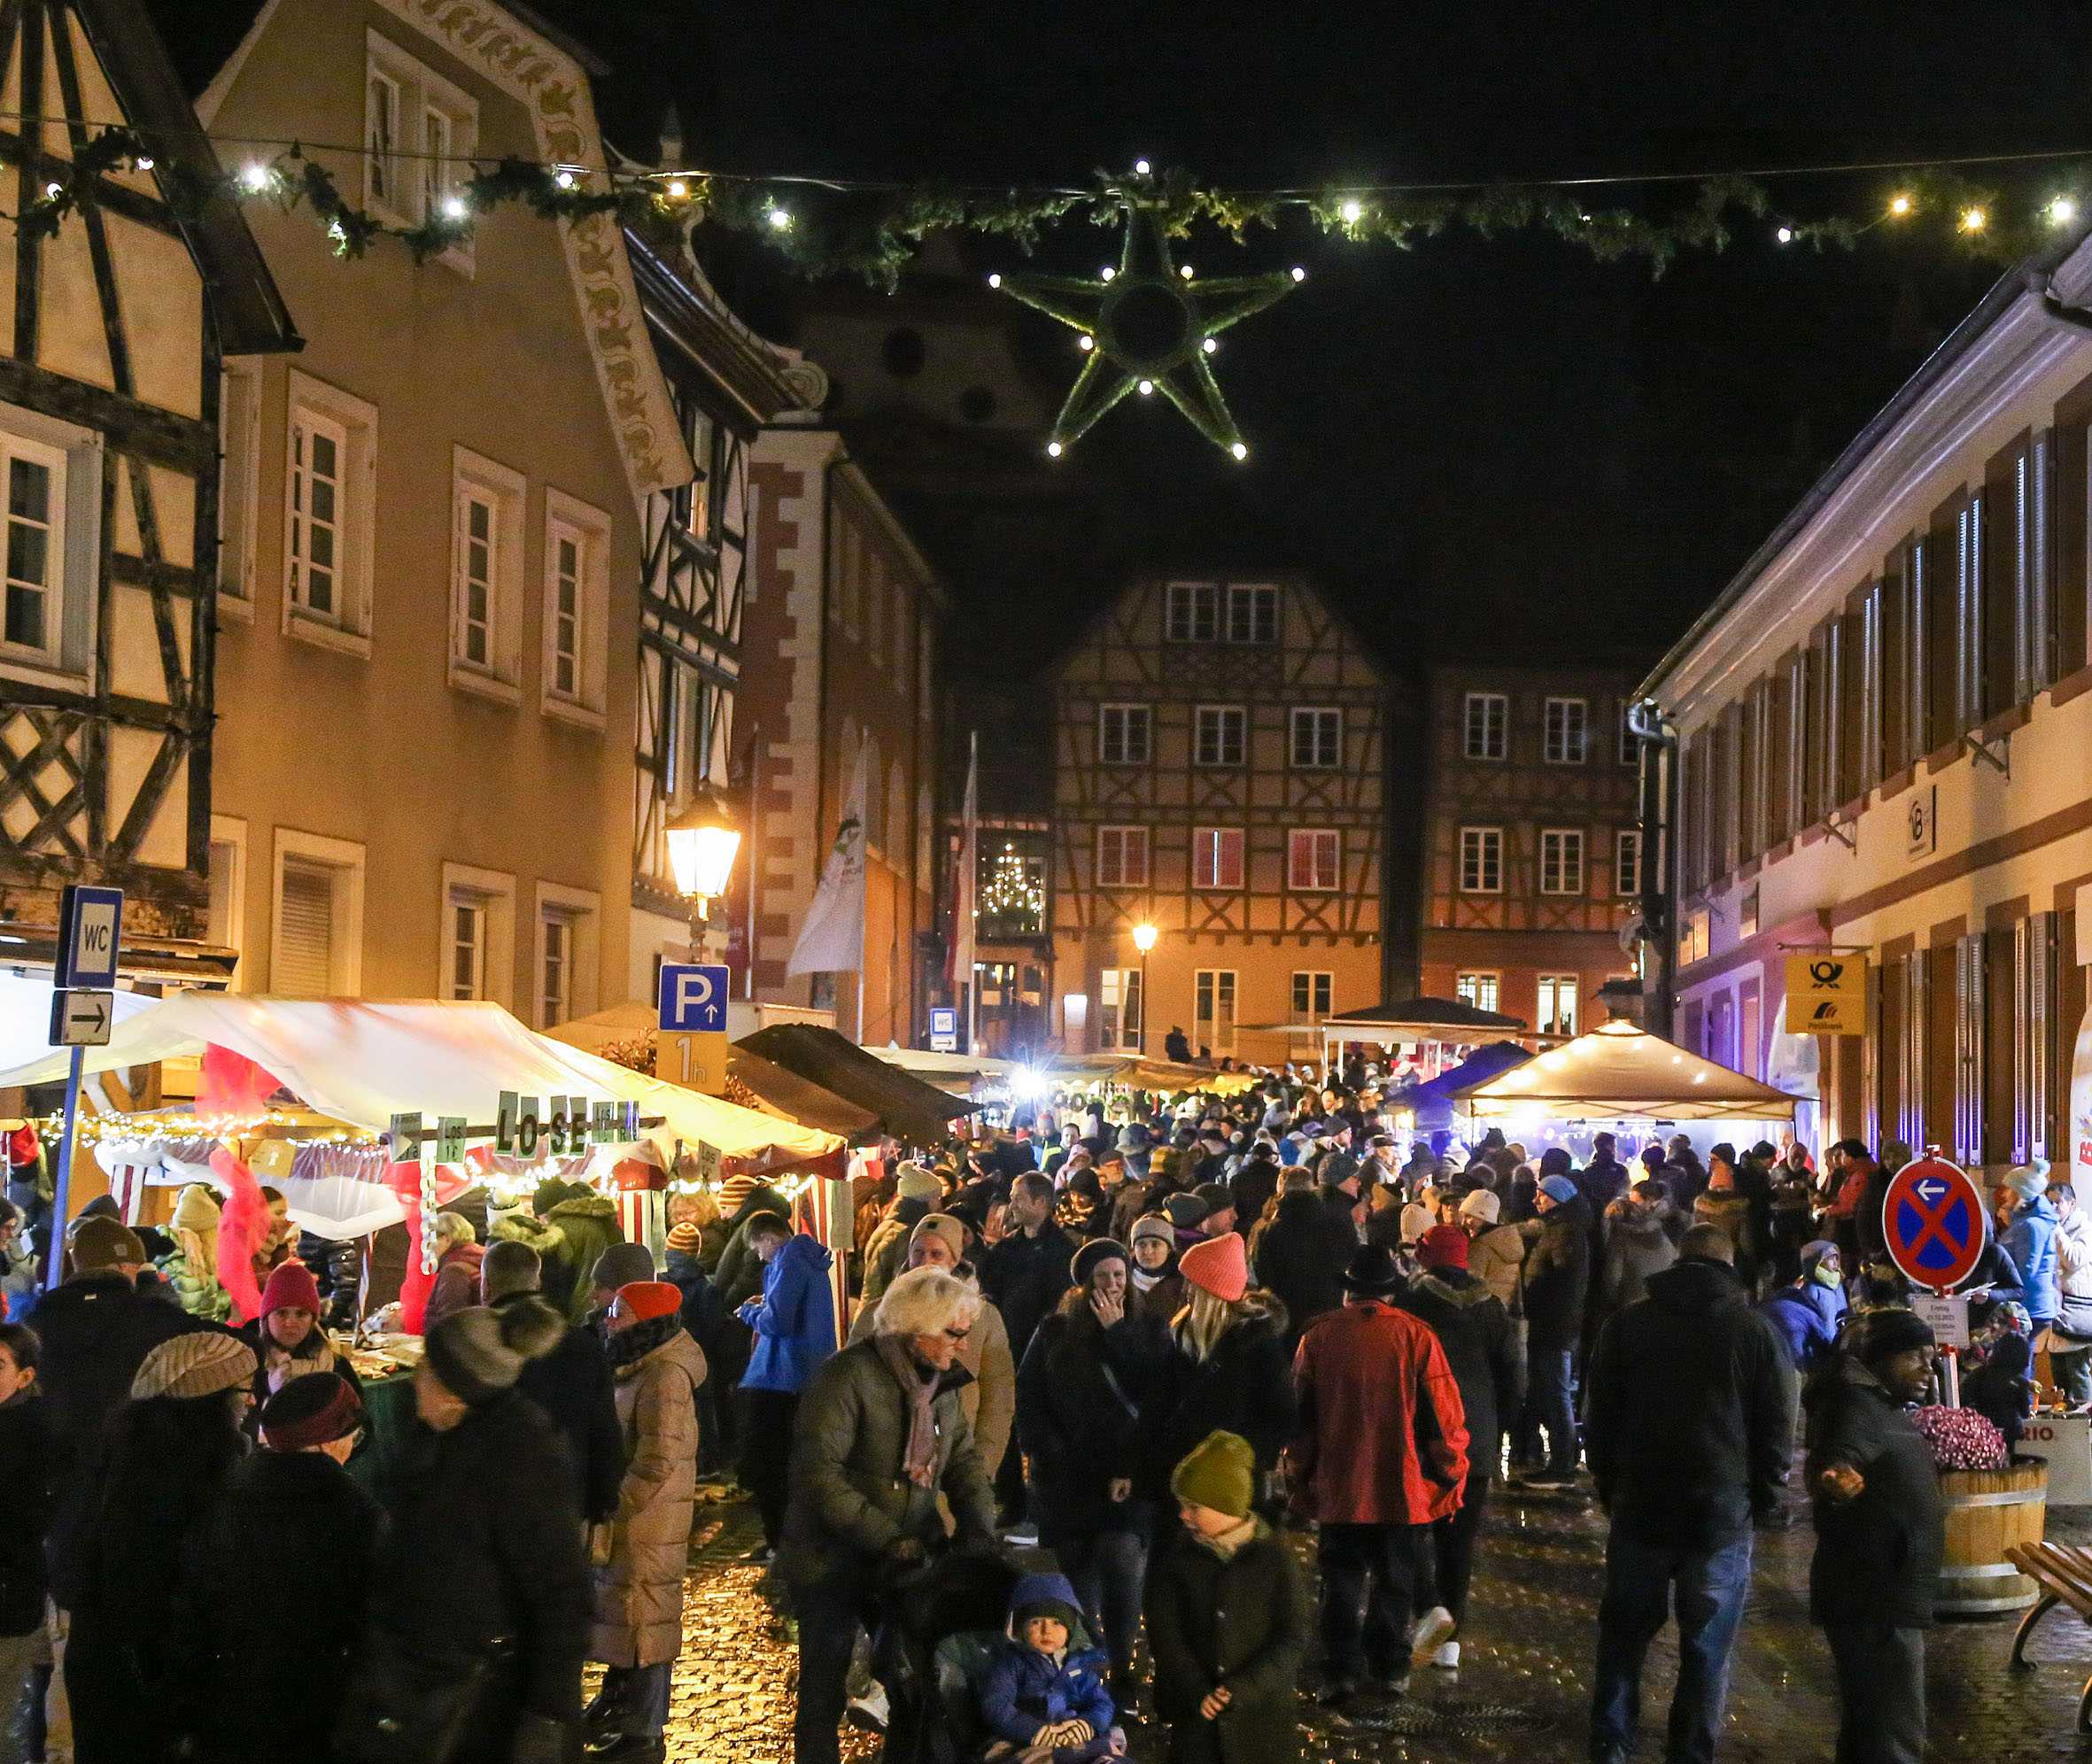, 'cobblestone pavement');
652,1486,2092,1763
